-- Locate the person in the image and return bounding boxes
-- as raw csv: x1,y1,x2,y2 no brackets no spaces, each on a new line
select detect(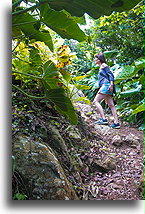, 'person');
93,52,120,129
